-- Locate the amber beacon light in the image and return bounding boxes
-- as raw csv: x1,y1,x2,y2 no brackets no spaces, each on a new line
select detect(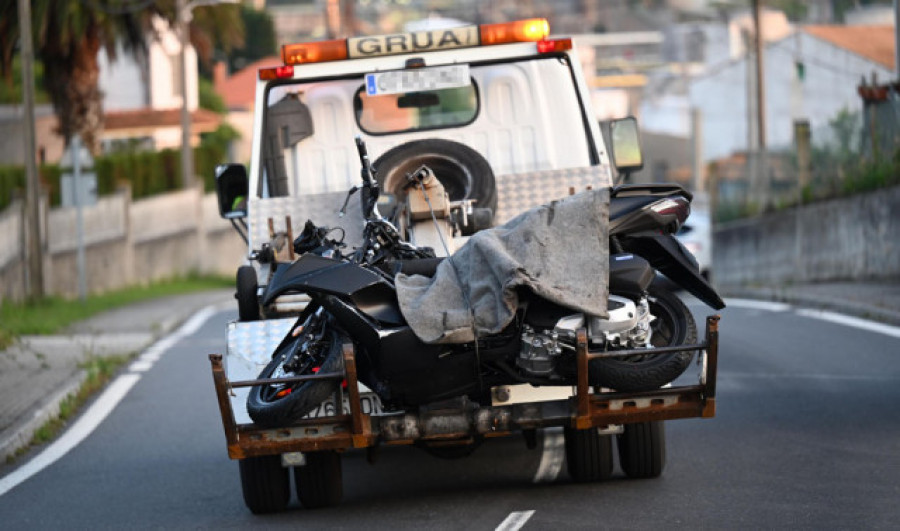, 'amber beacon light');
479,19,549,45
